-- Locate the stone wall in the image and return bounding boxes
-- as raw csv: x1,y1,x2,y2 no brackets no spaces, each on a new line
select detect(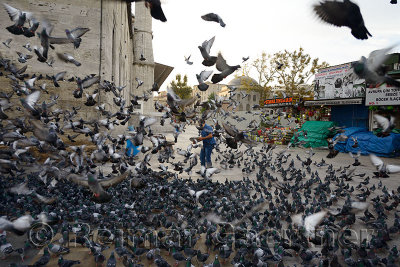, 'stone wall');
0,0,150,125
